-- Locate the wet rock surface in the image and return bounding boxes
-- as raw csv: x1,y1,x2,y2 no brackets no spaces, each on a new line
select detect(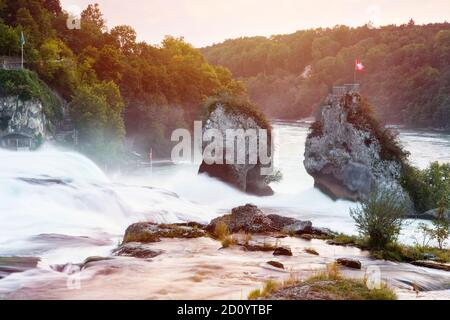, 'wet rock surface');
411,260,450,272
273,247,293,256
113,243,163,259
267,261,285,269
123,222,207,244
336,258,362,270
206,204,313,235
